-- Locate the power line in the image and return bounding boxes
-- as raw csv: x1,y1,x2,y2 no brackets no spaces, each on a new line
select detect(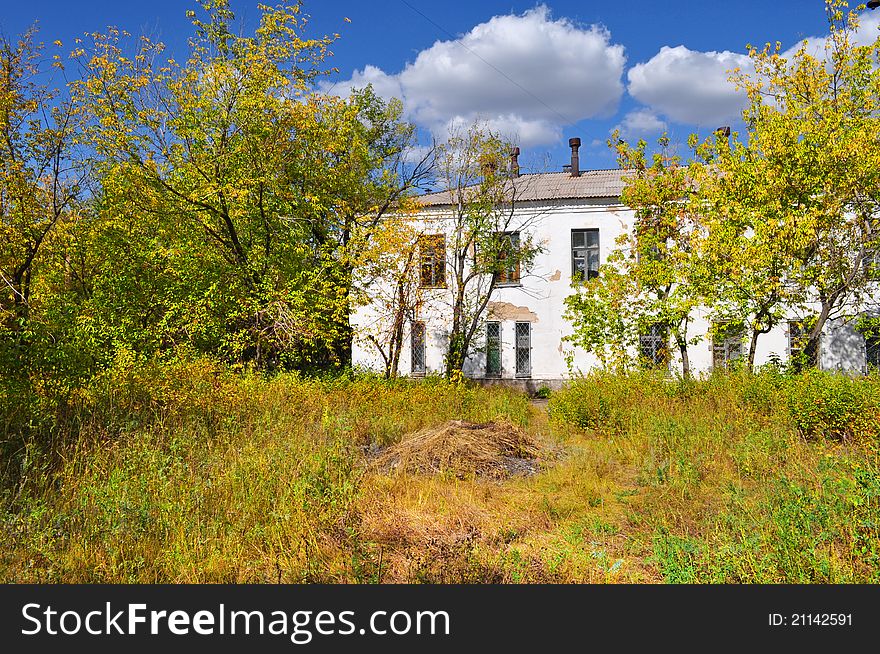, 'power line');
398,0,576,127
